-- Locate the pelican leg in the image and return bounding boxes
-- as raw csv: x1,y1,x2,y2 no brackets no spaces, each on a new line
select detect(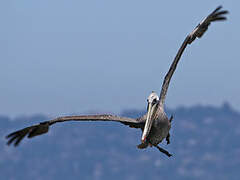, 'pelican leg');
166,133,170,144
155,145,172,157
